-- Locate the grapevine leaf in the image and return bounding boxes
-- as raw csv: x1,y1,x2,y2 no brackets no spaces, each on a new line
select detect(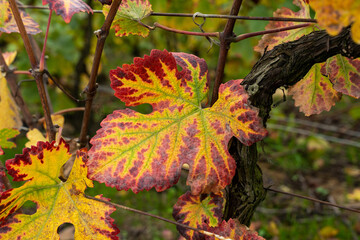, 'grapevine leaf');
0,73,22,130
103,0,152,37
310,0,360,44
42,0,93,23
173,192,224,240
2,51,17,66
207,219,265,240
255,0,315,53
0,0,41,34
289,63,342,116
0,128,19,155
0,140,119,239
88,49,267,195
322,55,360,98
25,129,46,148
